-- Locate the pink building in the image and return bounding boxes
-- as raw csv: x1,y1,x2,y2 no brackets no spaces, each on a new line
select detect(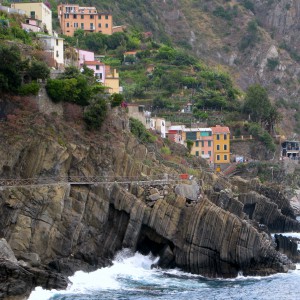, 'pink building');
77,49,94,66
199,128,213,163
21,18,42,32
84,61,106,83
